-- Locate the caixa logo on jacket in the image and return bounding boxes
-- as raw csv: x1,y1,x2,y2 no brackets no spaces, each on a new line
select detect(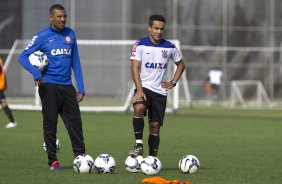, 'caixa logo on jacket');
51,48,72,56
